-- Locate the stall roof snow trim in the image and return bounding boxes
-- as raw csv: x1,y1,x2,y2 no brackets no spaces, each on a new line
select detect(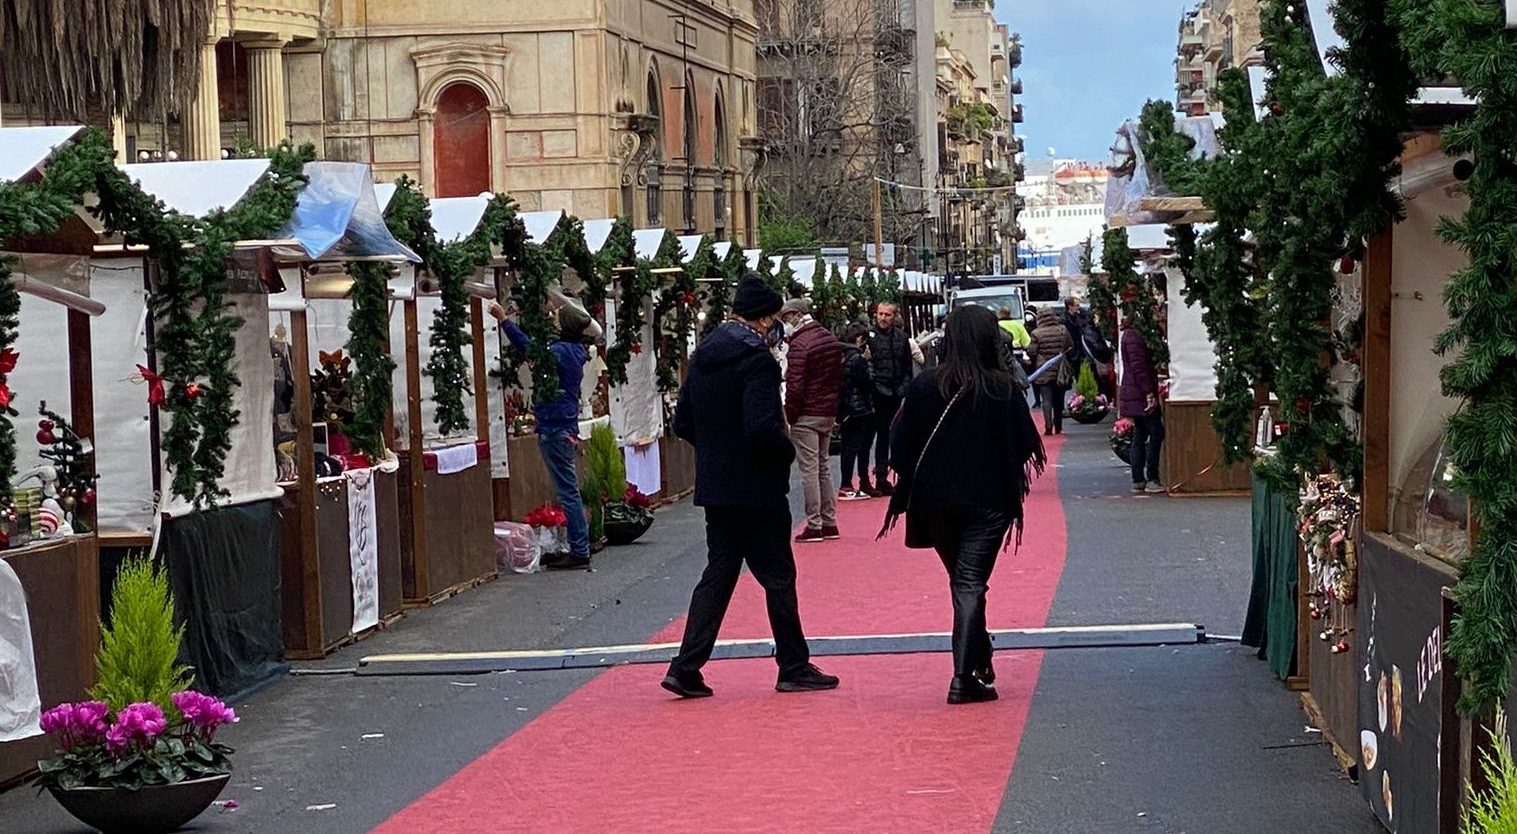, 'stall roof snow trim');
713,241,734,261
633,228,667,260
744,249,762,271
521,210,566,245
581,218,617,254
428,195,492,244
677,234,706,262
120,158,272,219
0,125,85,183
373,182,398,212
